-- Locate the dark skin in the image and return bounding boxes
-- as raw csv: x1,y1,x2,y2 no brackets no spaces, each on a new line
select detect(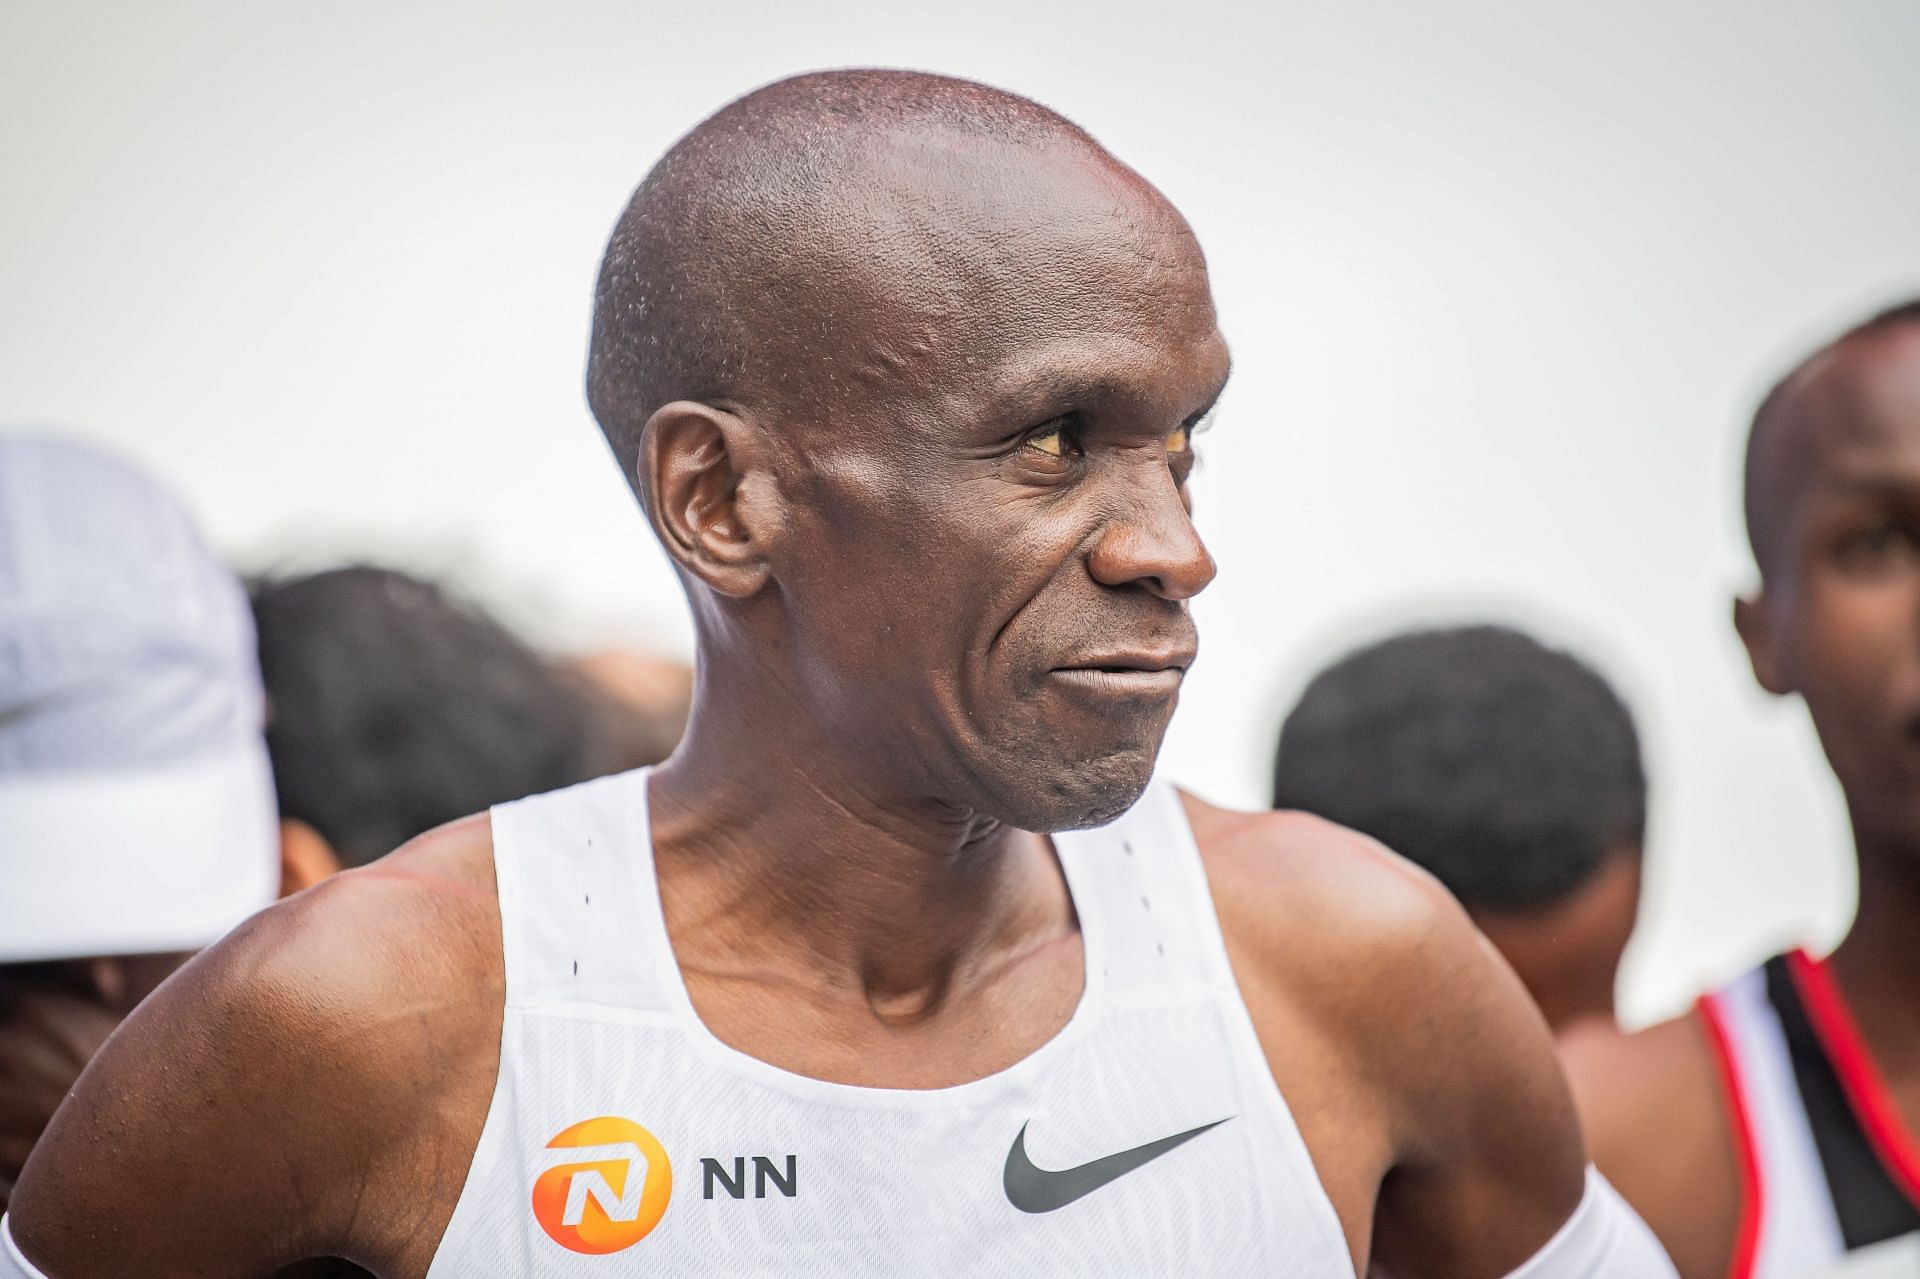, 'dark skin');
1478,845,1643,1035
0,955,185,1212
12,105,1585,1279
0,827,336,1215
1565,321,1920,1277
